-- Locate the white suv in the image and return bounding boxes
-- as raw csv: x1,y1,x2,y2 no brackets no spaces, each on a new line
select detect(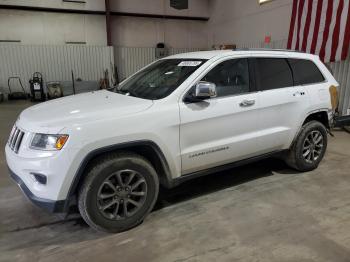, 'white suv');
6,49,339,232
